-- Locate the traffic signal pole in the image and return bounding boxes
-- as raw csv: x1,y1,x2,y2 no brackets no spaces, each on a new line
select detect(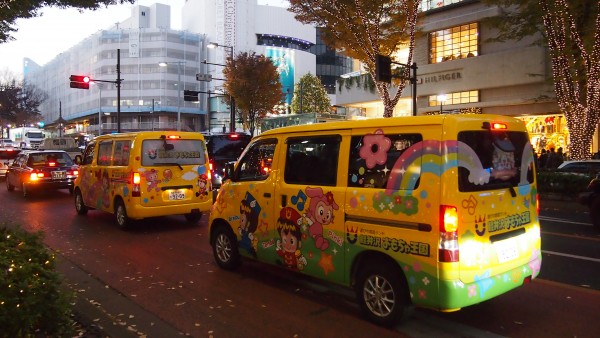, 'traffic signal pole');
68,49,123,133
